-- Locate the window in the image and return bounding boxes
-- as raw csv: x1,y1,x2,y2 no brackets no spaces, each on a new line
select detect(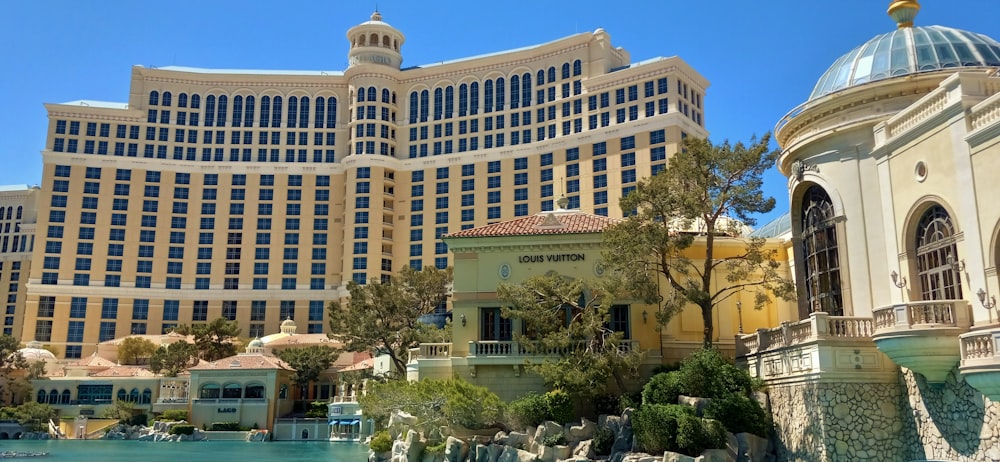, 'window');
915,204,963,302
480,307,512,341
800,186,843,315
